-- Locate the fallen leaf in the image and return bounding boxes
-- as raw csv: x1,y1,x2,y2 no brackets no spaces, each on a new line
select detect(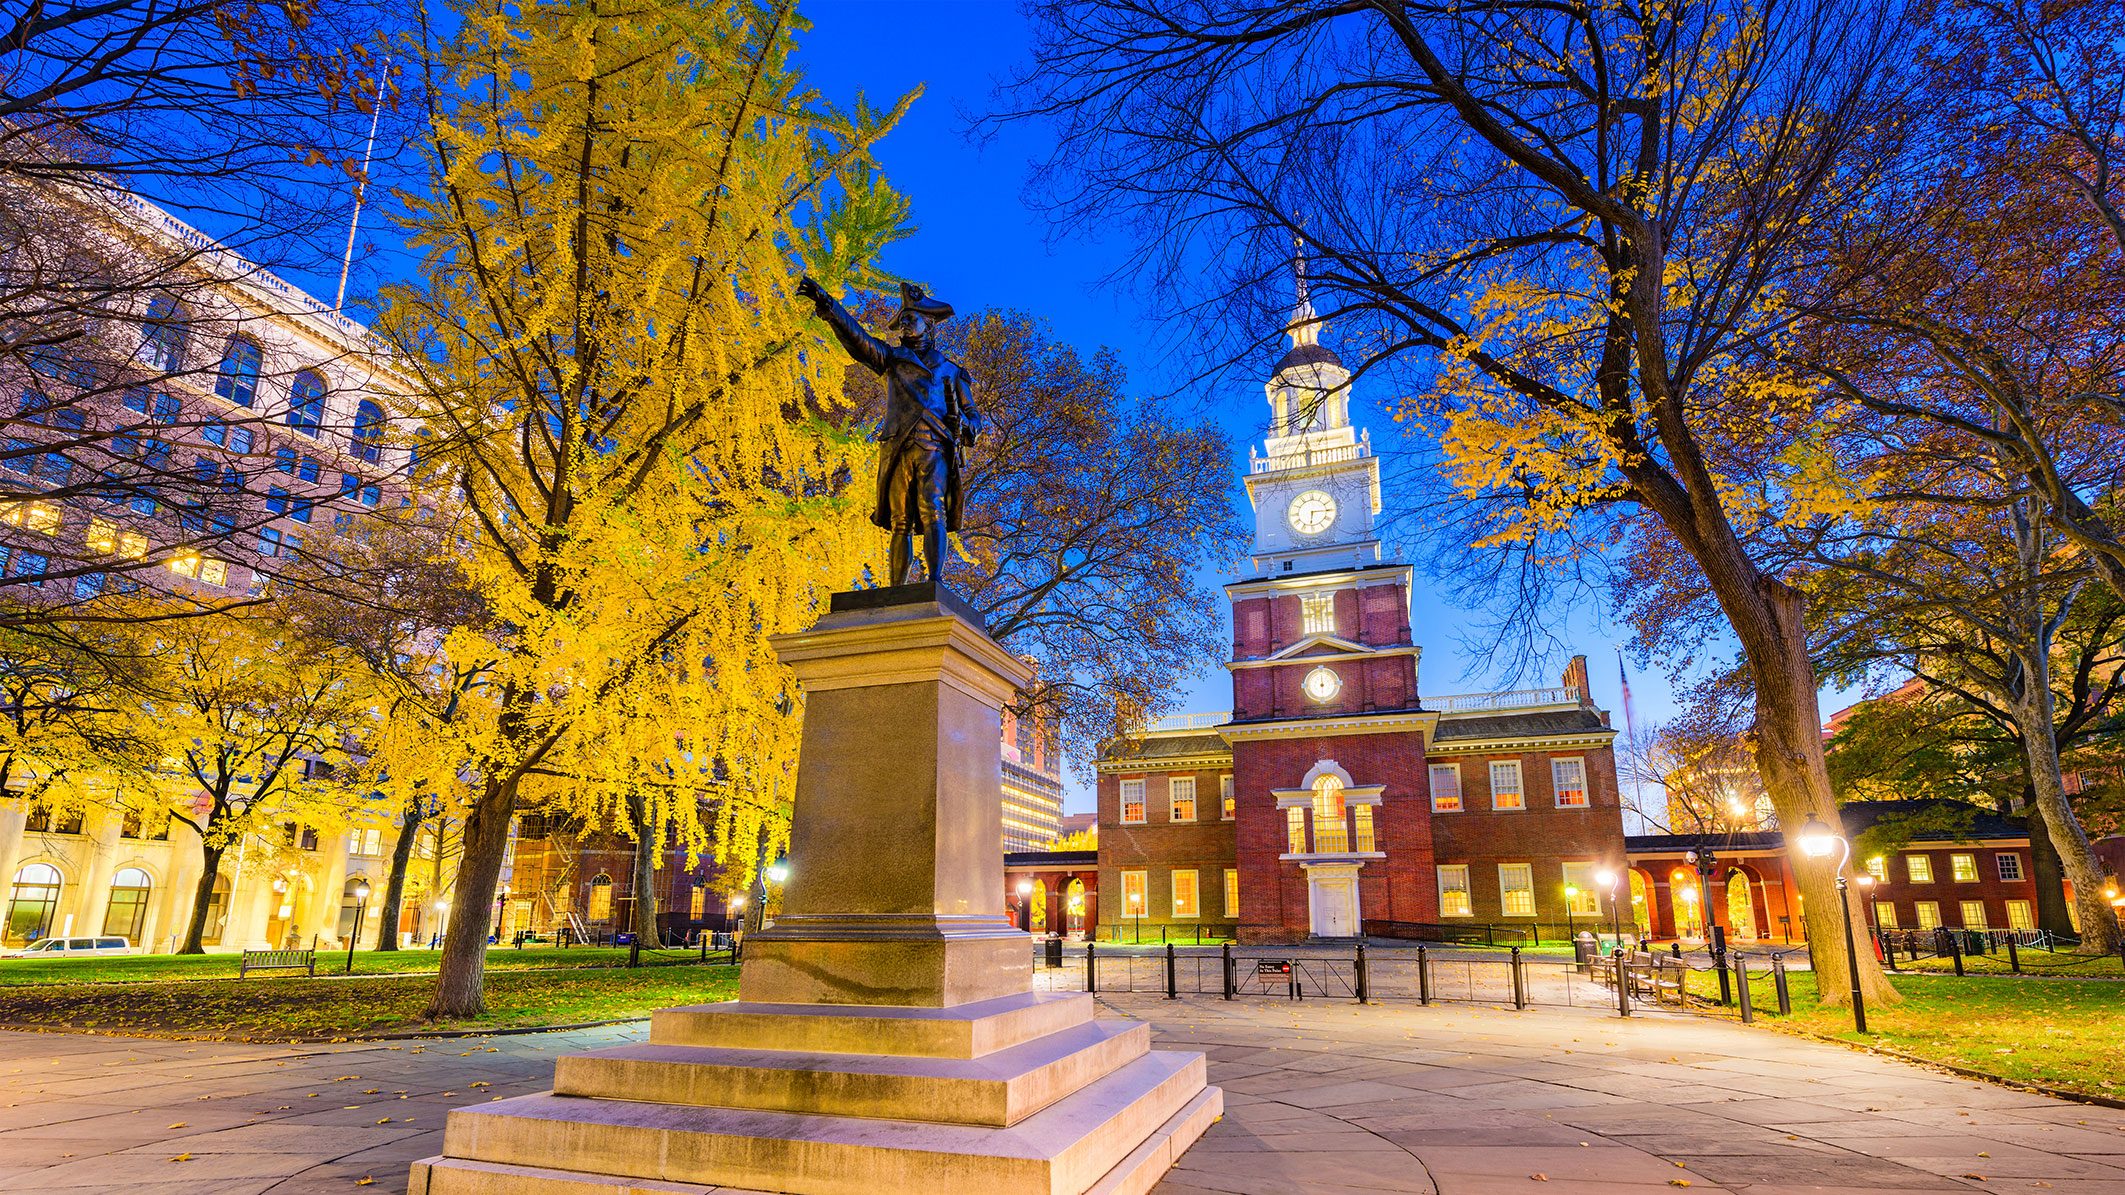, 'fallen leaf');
171,1154,193,1163
167,1122,187,1129
1530,1175,1548,1183
356,1179,374,1187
